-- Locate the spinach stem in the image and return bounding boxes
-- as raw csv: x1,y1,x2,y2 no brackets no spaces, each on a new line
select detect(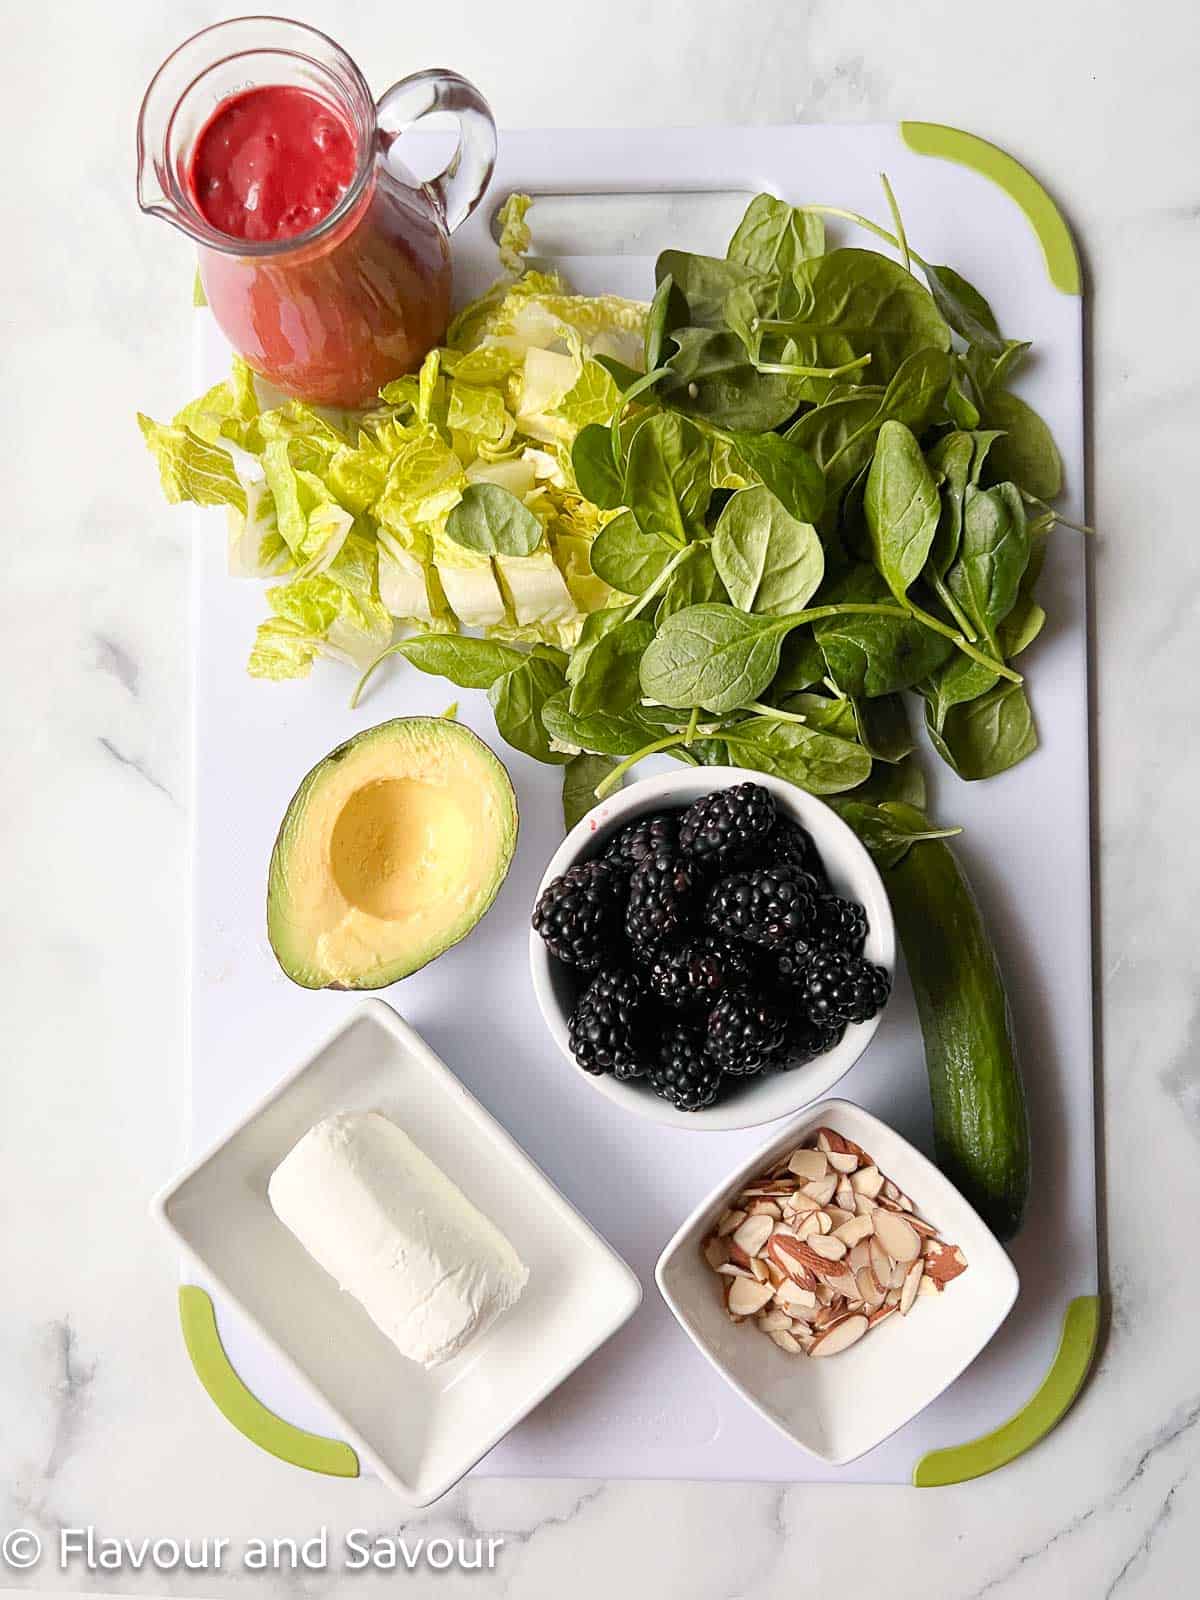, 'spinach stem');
1020,490,1094,535
351,640,408,709
905,598,1022,683
610,366,671,469
879,174,912,274
684,707,701,744
750,352,872,380
594,733,687,798
627,544,696,619
931,574,978,642
745,700,807,724
794,205,931,270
